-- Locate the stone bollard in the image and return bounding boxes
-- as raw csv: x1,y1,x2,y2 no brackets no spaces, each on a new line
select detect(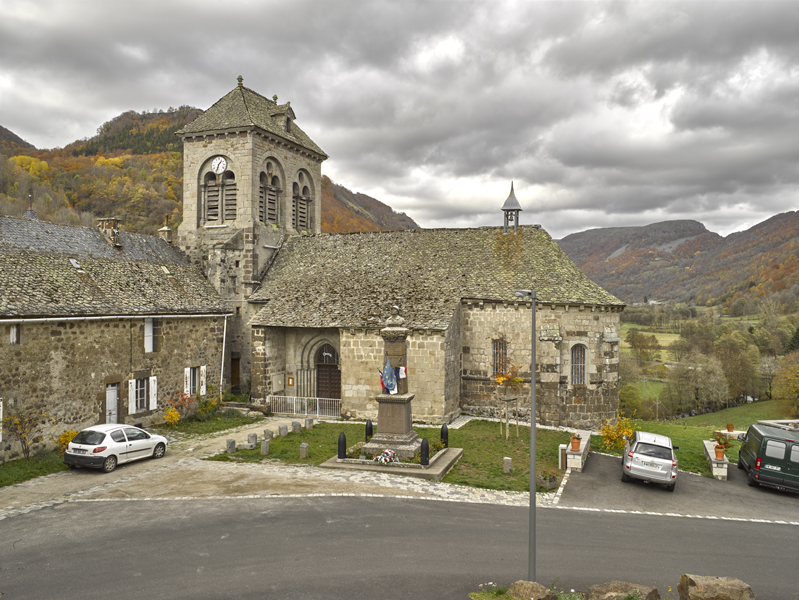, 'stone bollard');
440,423,449,448
292,421,301,434
261,440,270,456
421,438,430,466
305,418,314,430
365,419,373,441
278,424,288,437
248,433,257,446
300,442,309,459
263,429,273,442
226,439,236,453
338,432,346,459
503,456,512,474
